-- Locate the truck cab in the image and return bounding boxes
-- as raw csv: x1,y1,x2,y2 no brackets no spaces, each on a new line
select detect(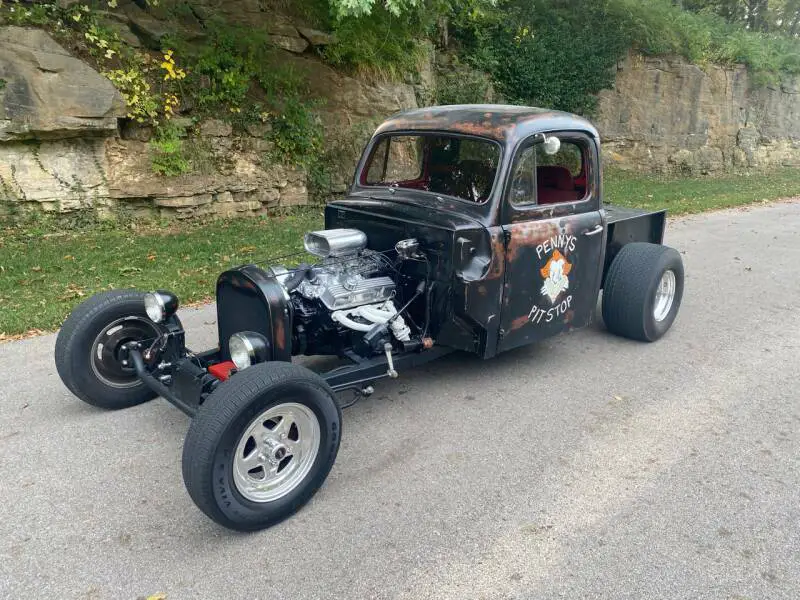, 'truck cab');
328,104,672,357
